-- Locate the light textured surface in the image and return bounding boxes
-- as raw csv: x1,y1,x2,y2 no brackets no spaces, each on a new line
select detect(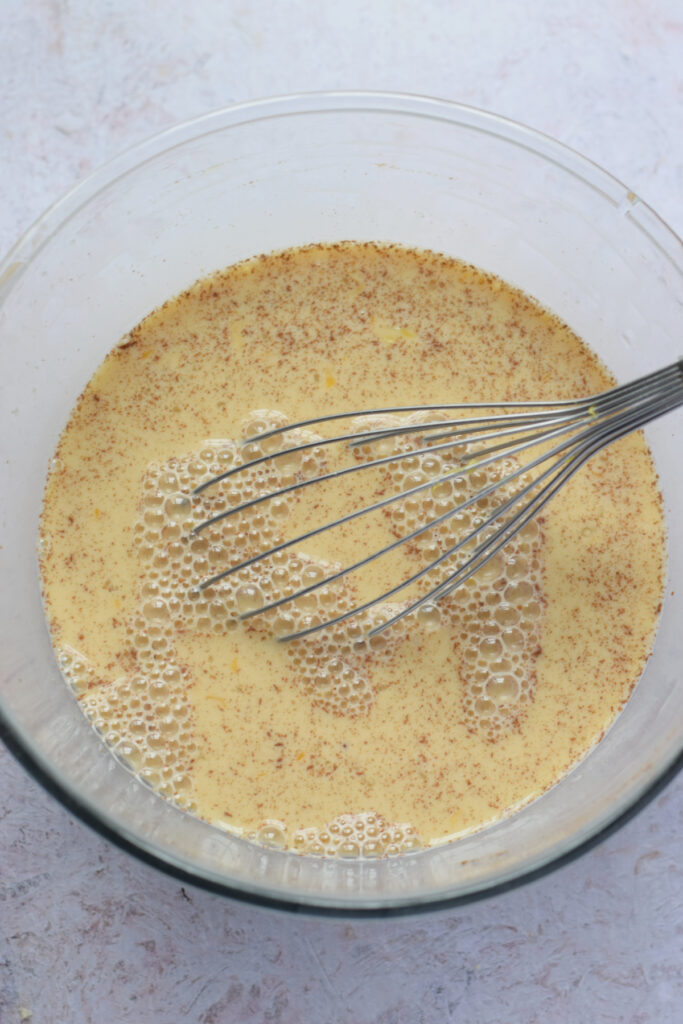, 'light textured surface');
1,2,682,1022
